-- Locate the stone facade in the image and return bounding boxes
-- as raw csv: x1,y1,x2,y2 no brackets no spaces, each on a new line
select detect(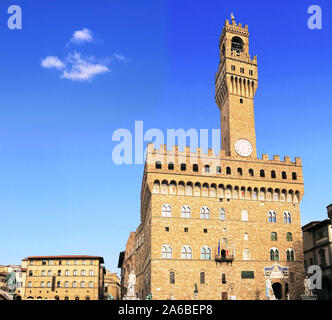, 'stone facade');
21,255,105,300
132,15,305,300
